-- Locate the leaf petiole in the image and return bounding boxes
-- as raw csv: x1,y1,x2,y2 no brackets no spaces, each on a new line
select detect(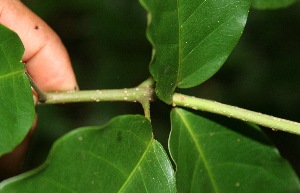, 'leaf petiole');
25,71,47,102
